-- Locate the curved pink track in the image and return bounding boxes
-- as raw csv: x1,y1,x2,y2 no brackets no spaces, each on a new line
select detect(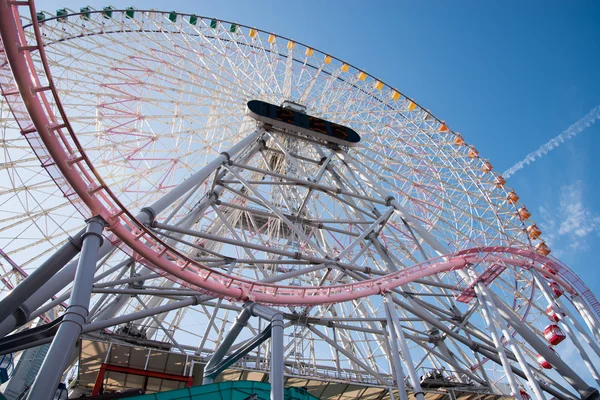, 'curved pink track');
2,3,600,312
